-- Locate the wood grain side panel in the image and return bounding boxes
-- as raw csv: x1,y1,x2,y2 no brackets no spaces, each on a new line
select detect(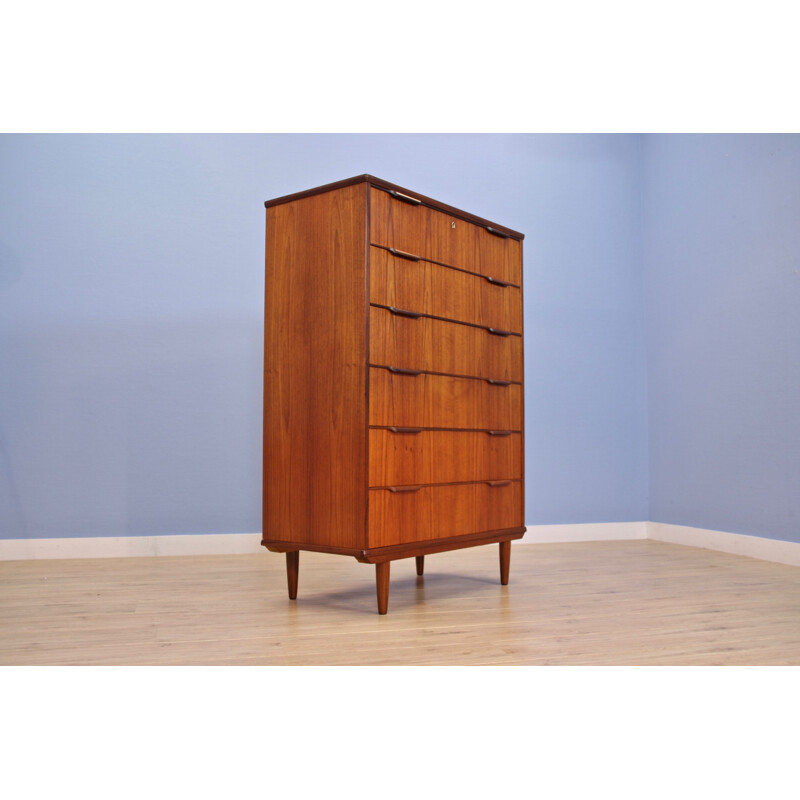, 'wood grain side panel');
369,246,522,333
368,481,523,547
263,184,367,550
369,306,522,381
368,368,522,430
369,430,522,486
370,188,521,285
